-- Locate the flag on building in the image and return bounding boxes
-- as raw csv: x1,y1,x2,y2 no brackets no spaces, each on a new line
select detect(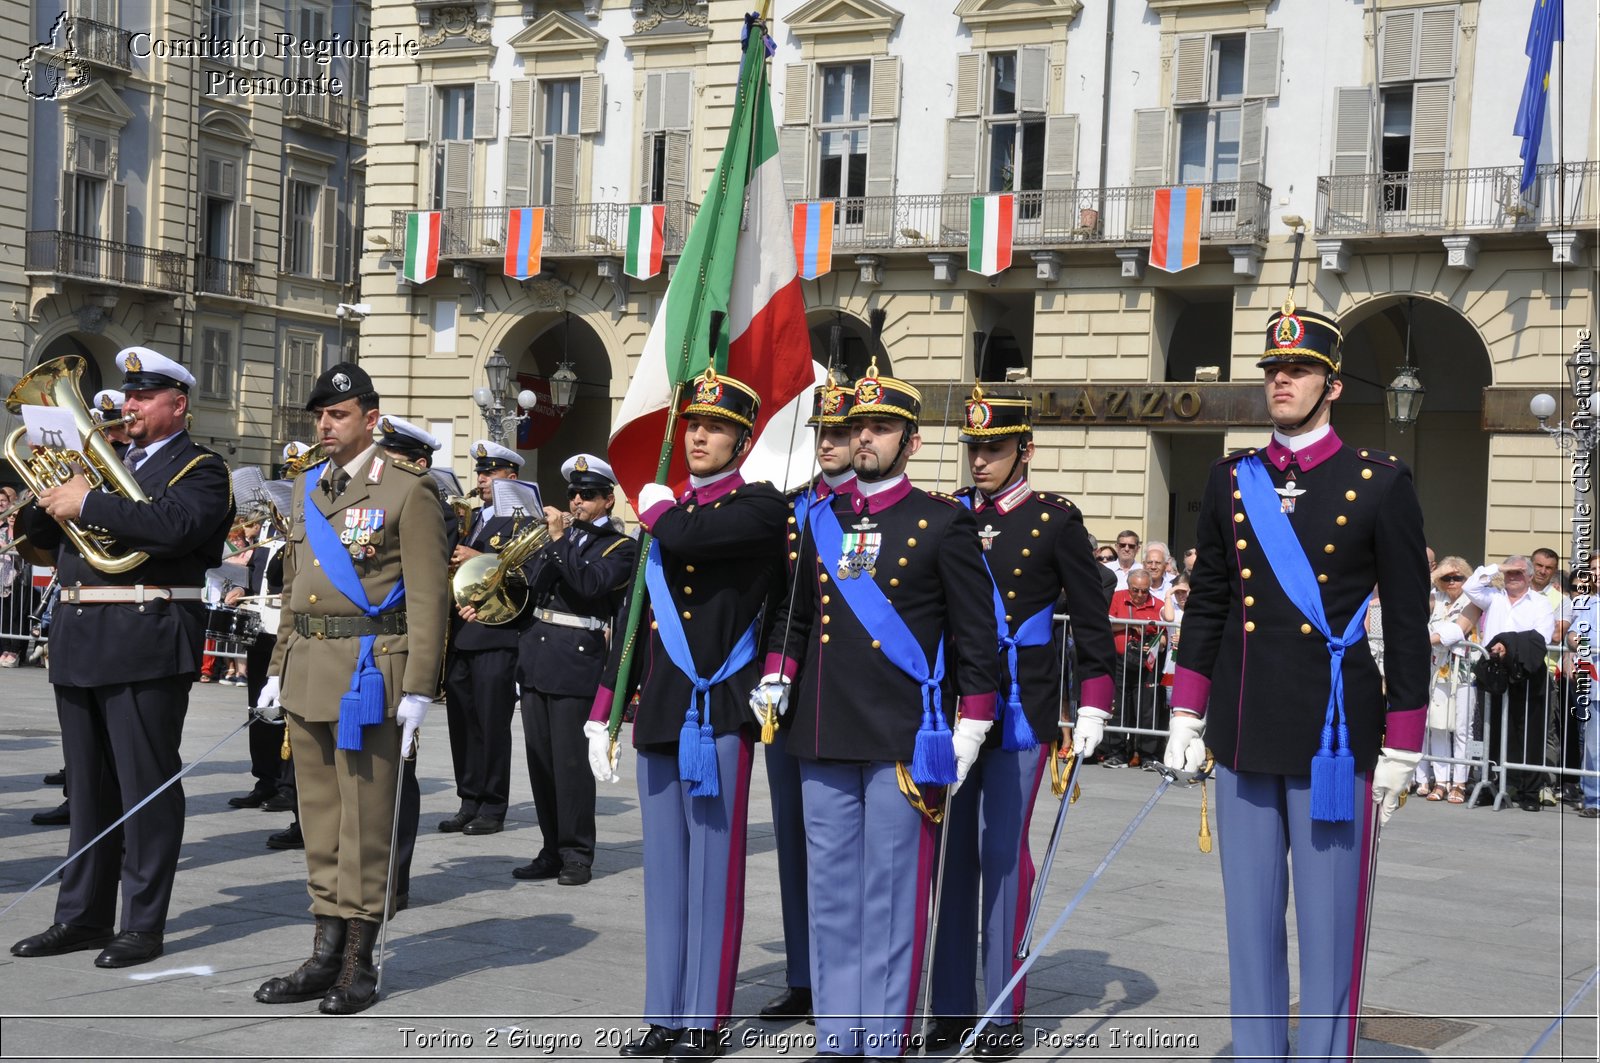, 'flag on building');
967,194,1014,276
607,20,814,500
503,207,544,281
1149,186,1203,273
1515,0,1564,195
792,201,834,280
625,204,667,280
402,211,441,284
